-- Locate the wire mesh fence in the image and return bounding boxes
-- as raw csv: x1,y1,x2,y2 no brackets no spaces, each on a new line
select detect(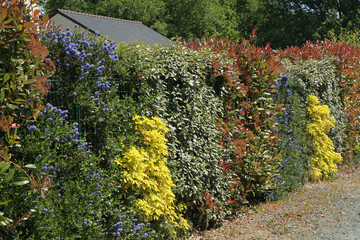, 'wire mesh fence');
46,77,132,106
46,76,133,138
